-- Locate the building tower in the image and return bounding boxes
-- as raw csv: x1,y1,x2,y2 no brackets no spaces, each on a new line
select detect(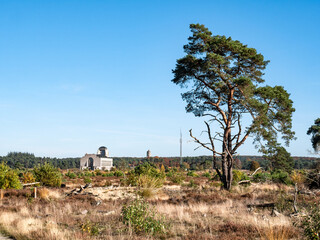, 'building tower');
147,149,151,158
180,130,182,165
